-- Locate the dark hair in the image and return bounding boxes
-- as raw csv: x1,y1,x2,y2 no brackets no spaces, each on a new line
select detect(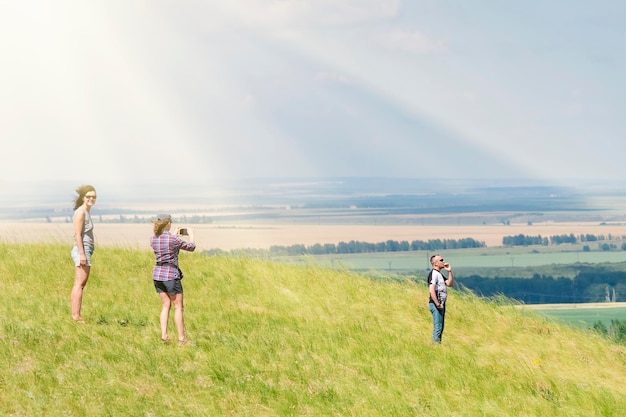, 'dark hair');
73,185,96,210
